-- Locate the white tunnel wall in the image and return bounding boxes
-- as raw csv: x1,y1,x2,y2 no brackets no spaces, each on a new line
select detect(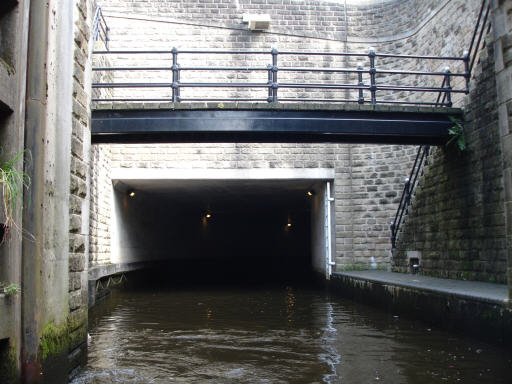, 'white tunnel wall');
110,170,335,278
